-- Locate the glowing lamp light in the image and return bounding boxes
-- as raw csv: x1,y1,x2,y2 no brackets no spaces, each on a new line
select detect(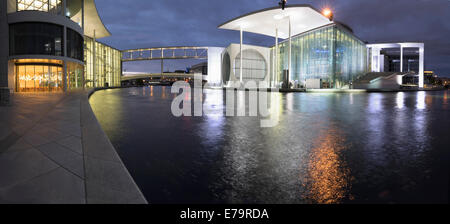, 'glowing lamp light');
322,8,333,21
